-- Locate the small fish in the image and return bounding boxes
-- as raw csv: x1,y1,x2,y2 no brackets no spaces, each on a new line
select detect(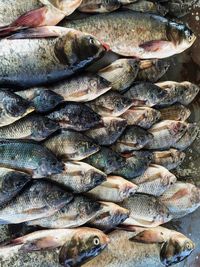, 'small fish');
134,164,177,196
98,59,139,92
159,182,200,219
0,114,59,141
152,149,185,170
86,117,127,146
44,130,100,161
48,161,107,193
146,120,188,150
123,82,168,107
0,140,64,178
121,106,161,129
87,175,138,202
87,91,133,116
0,90,34,127
159,104,191,121
78,0,121,13
84,147,126,174
0,180,73,224
47,102,102,131
0,168,31,206
113,126,153,153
